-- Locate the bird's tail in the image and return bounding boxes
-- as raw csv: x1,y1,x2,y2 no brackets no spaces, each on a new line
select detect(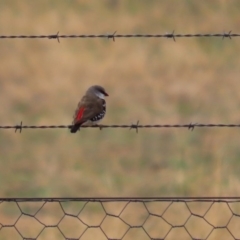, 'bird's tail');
70,124,80,133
